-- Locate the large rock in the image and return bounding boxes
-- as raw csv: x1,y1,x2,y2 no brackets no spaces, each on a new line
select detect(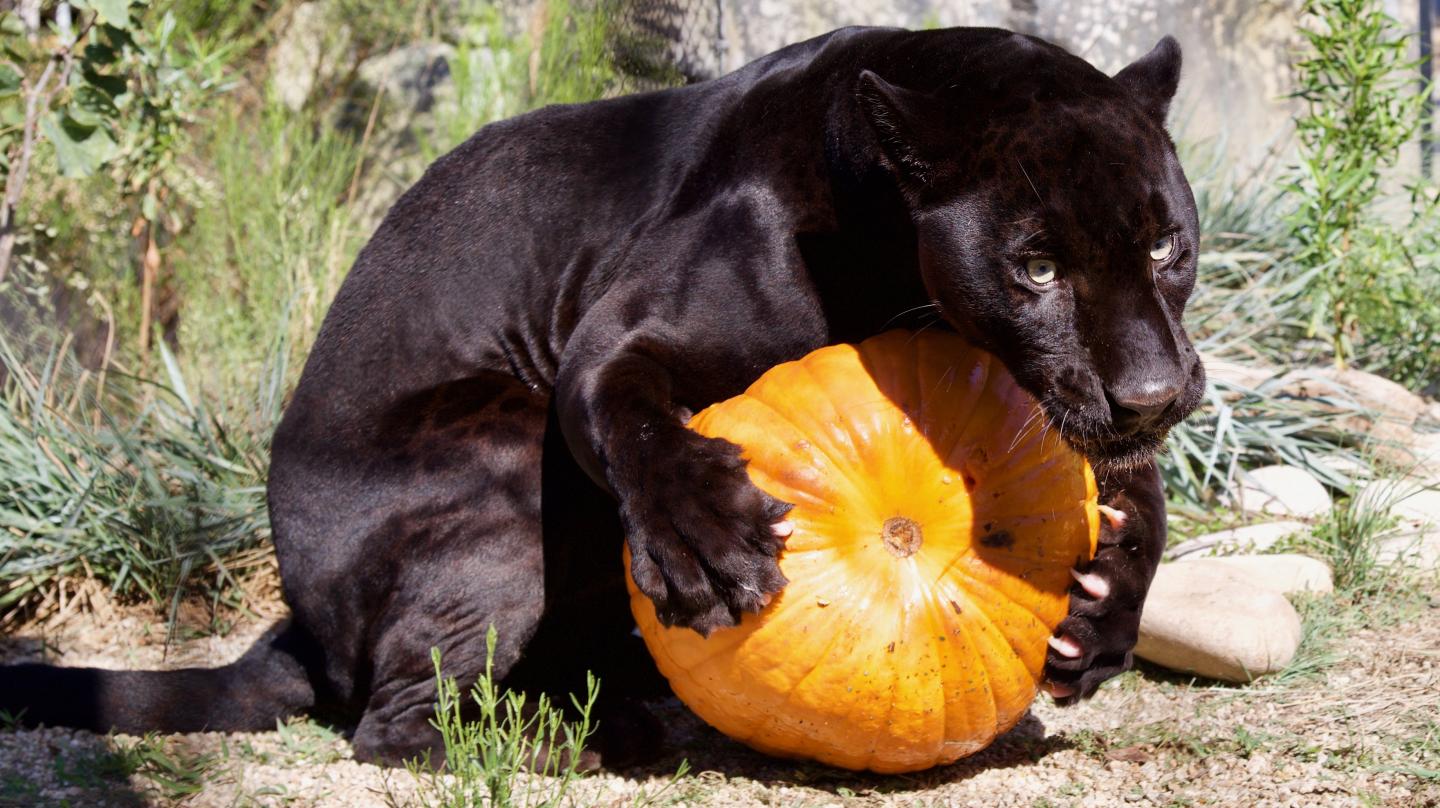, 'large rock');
1391,432,1440,484
341,42,470,242
269,1,353,111
1175,554,1334,595
1201,352,1278,393
1277,367,1427,426
1365,420,1434,471
1136,562,1303,682
1376,529,1440,569
1354,479,1440,527
355,42,456,122
1277,367,1430,470
1168,521,1308,560
1230,465,1331,519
